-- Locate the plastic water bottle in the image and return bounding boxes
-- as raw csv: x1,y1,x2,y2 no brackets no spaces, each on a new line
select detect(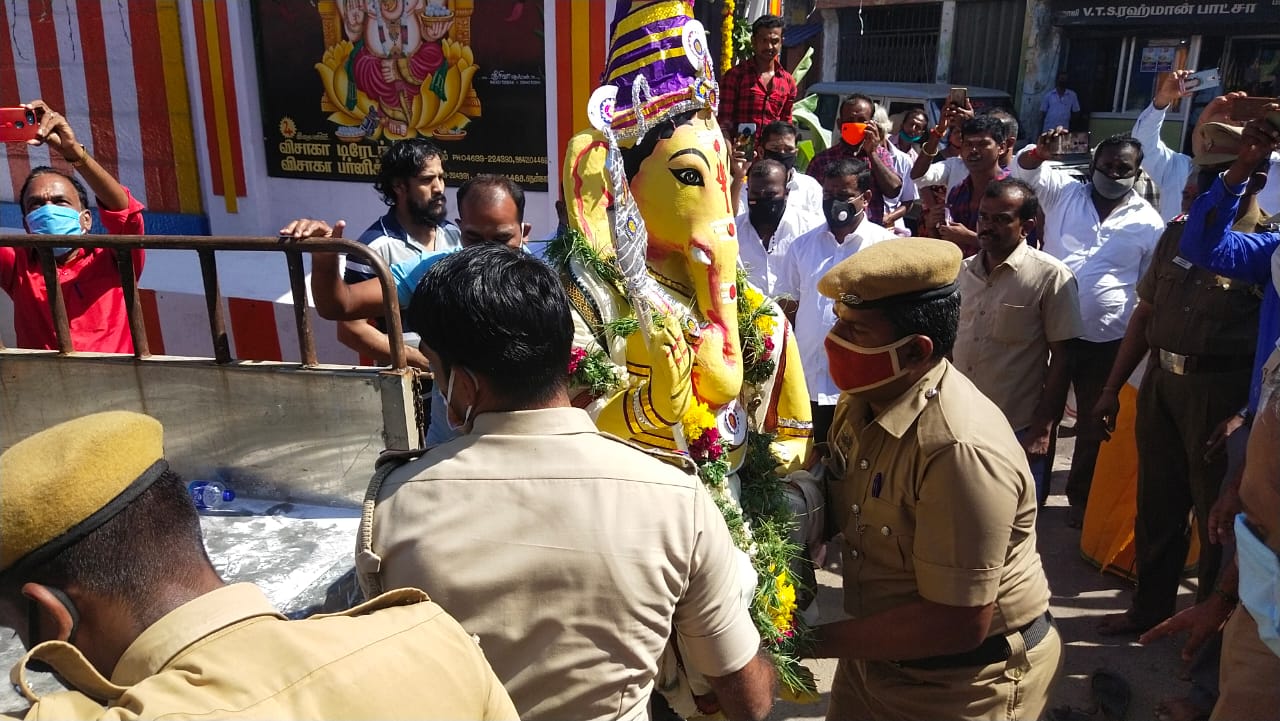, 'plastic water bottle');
189,480,235,510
